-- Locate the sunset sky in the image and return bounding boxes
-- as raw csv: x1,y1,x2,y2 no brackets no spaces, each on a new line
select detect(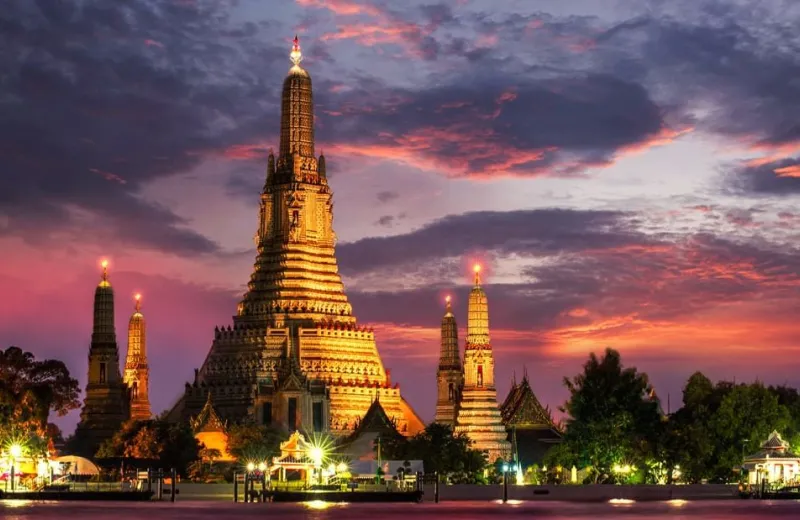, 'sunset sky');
2,0,799,434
